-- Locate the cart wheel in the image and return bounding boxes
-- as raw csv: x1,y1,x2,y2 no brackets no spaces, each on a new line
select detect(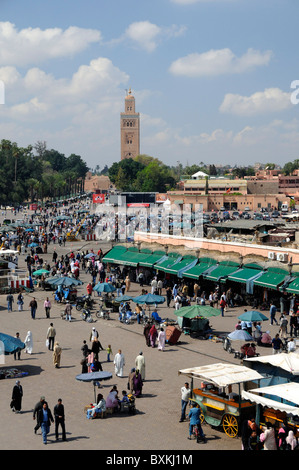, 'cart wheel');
222,414,238,438
76,304,82,311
